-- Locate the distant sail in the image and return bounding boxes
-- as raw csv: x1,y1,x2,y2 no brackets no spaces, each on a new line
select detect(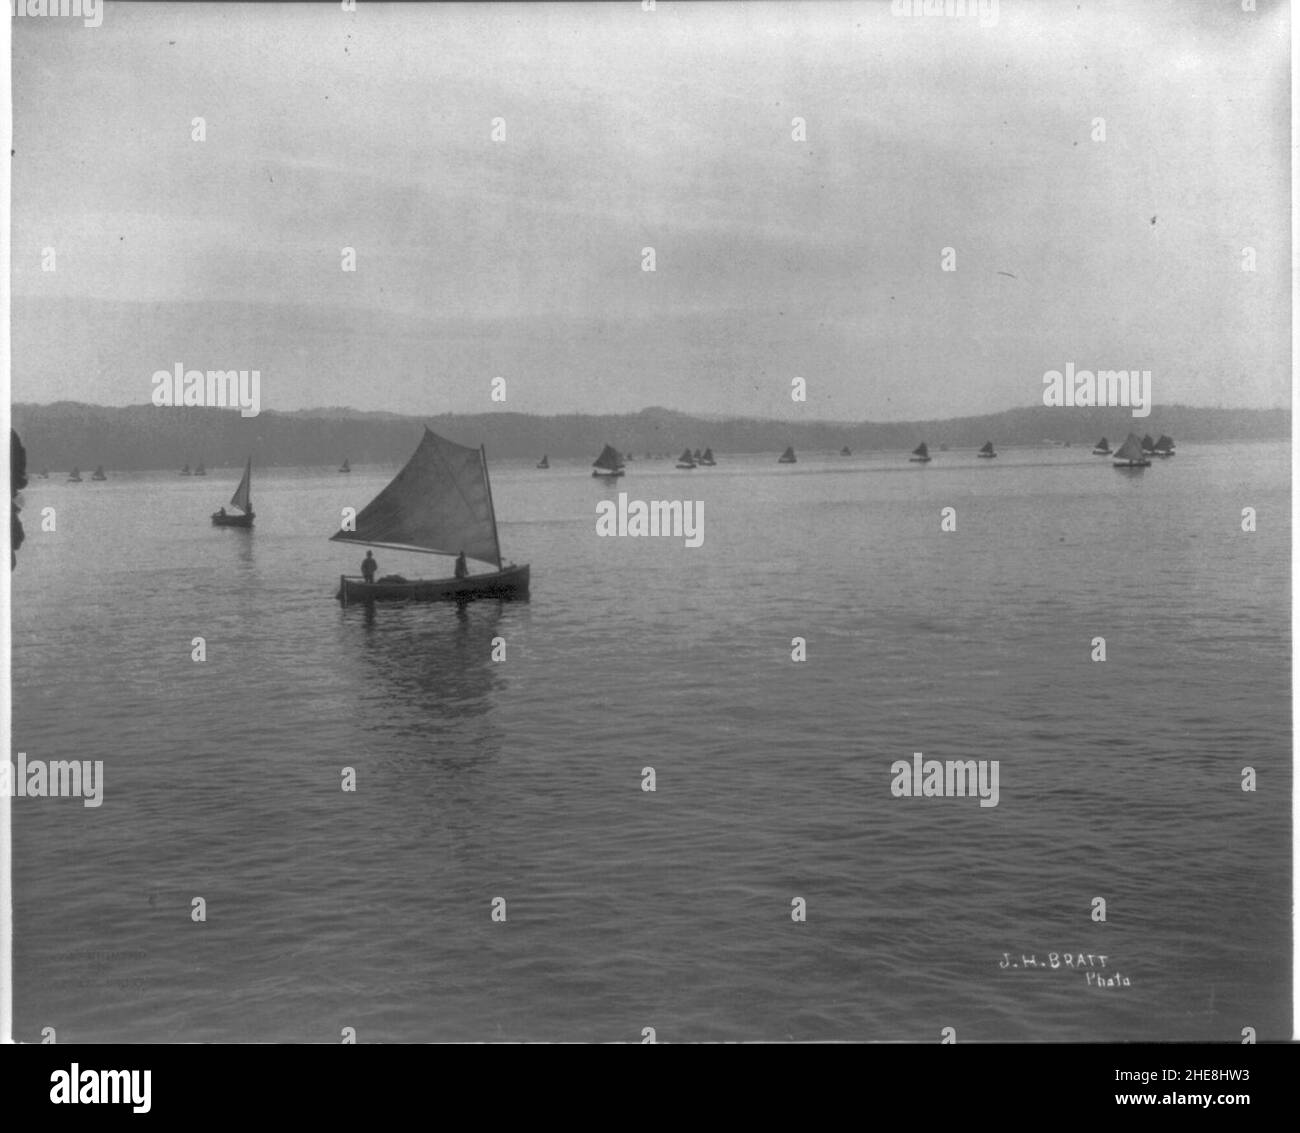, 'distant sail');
912,443,929,458
978,441,995,455
332,427,501,566
180,464,191,476
592,444,624,472
1140,434,1155,452
778,446,796,463
701,447,715,463
840,446,851,456
195,462,206,476
1154,434,1175,453
679,448,695,464
92,465,107,480
1112,433,1148,464
1093,436,1111,453
230,457,253,513
537,455,549,469
339,458,351,473
68,467,81,481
